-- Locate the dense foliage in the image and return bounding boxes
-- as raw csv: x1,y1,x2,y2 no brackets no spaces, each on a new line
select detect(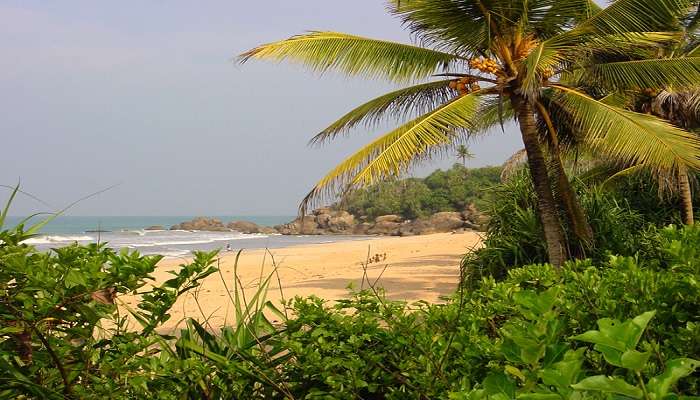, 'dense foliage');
339,164,501,220
463,170,700,283
2,217,698,398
